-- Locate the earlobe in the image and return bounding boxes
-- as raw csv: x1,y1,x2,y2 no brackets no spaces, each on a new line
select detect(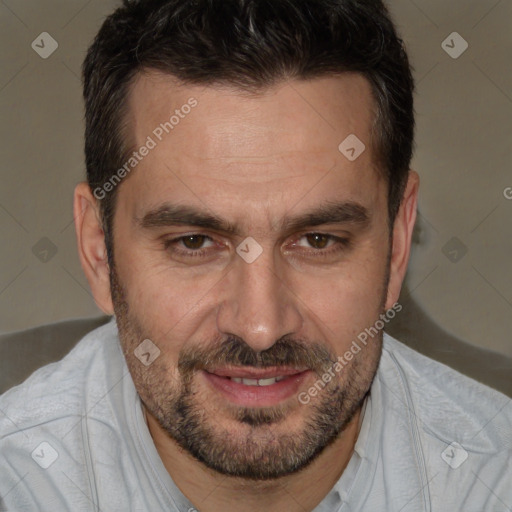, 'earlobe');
73,182,114,315
385,170,419,310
